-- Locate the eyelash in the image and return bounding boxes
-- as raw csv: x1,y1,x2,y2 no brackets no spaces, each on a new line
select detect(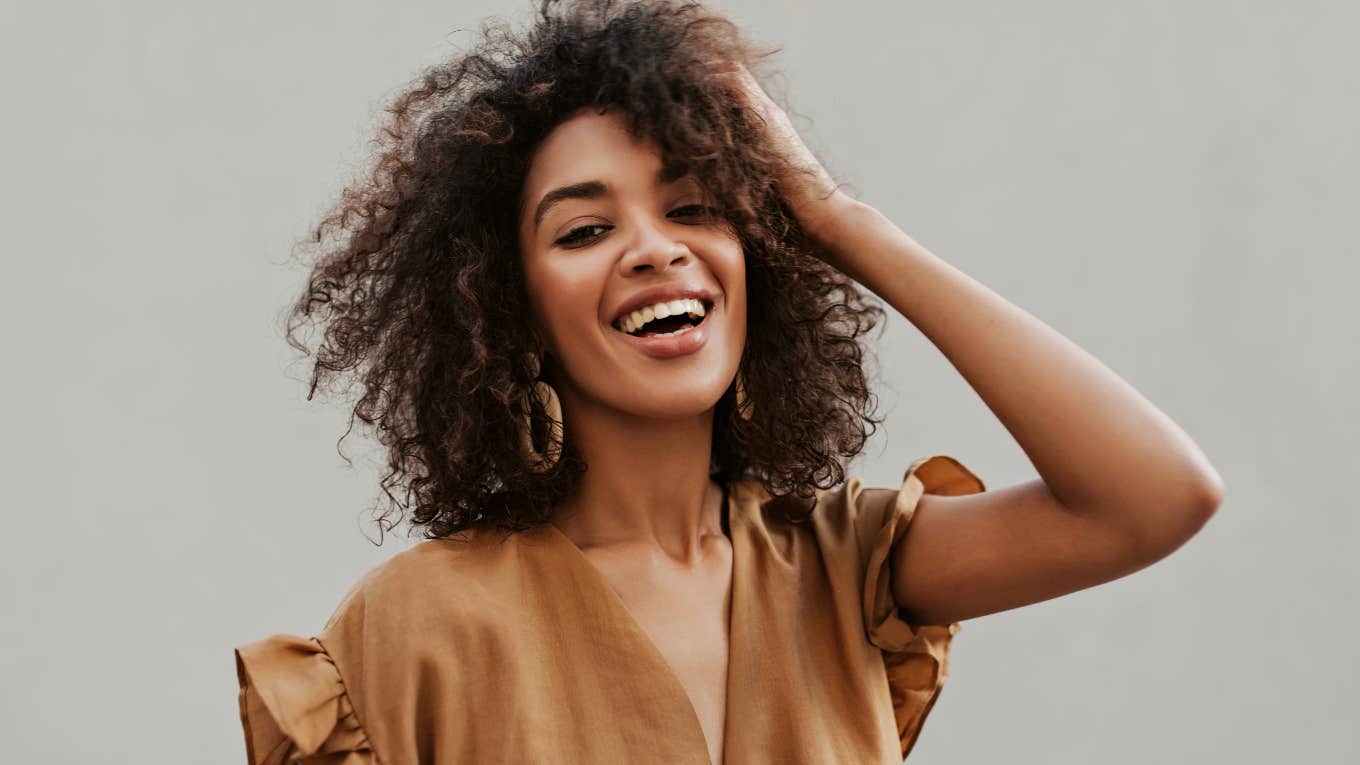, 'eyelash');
554,204,714,247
